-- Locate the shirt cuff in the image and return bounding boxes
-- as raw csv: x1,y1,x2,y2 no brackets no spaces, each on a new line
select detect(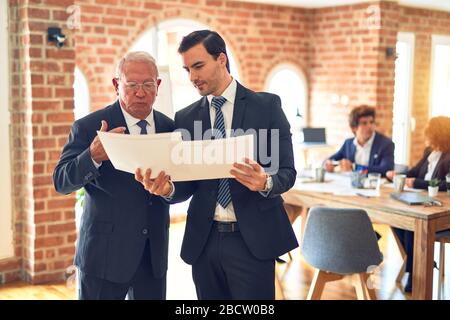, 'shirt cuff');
161,180,175,201
91,157,102,169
